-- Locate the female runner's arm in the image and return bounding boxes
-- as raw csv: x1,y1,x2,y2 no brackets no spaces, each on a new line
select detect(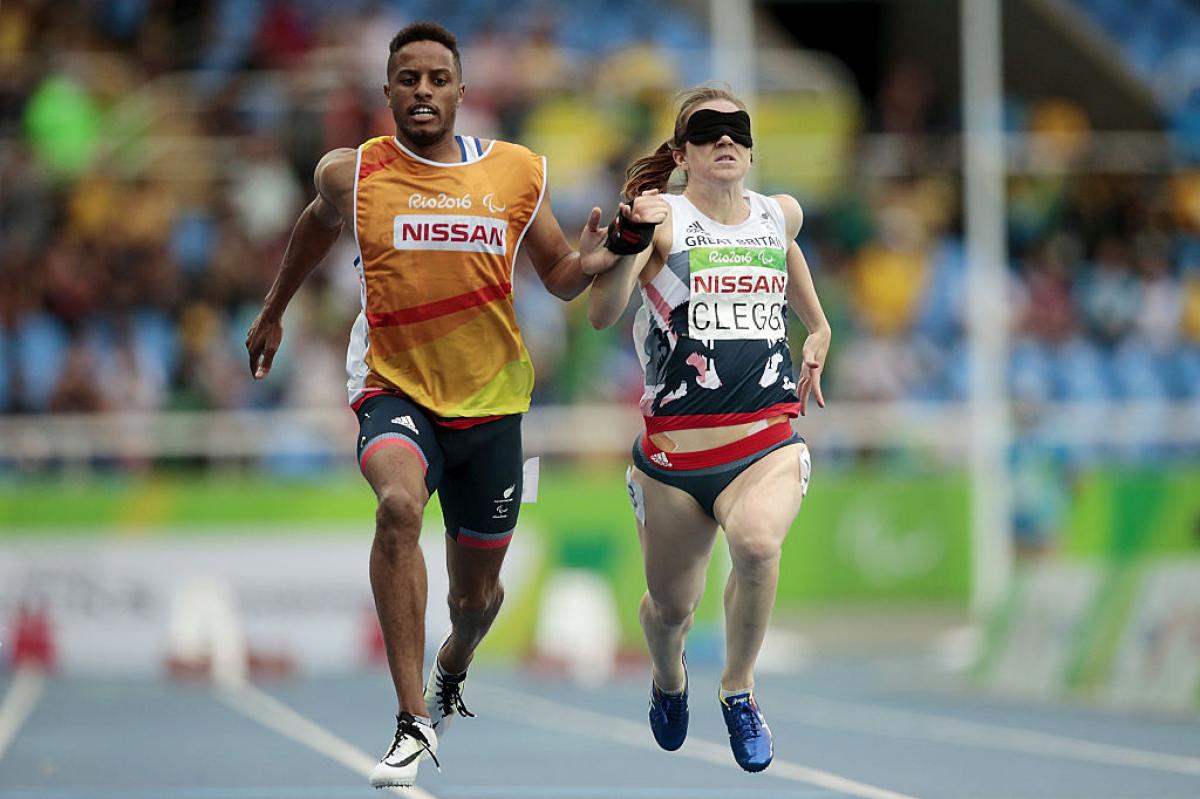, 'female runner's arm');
775,193,831,416
587,190,671,329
